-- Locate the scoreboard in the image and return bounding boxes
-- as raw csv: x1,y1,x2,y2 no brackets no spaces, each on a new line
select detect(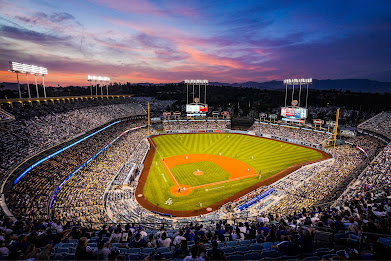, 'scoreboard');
186,103,208,117
186,104,208,113
281,107,307,119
